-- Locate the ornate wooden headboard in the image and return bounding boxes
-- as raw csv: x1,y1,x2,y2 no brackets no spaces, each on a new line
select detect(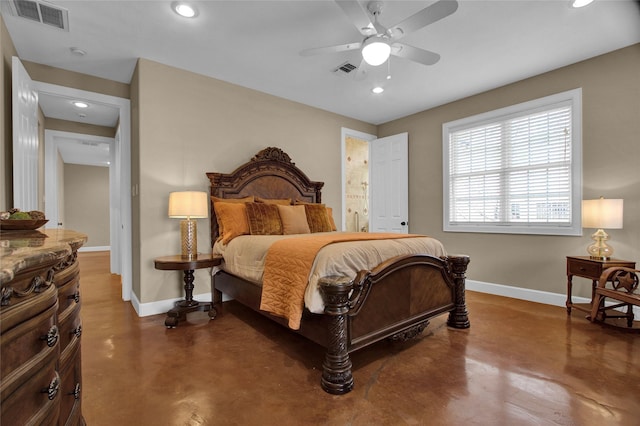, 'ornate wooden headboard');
206,147,324,245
